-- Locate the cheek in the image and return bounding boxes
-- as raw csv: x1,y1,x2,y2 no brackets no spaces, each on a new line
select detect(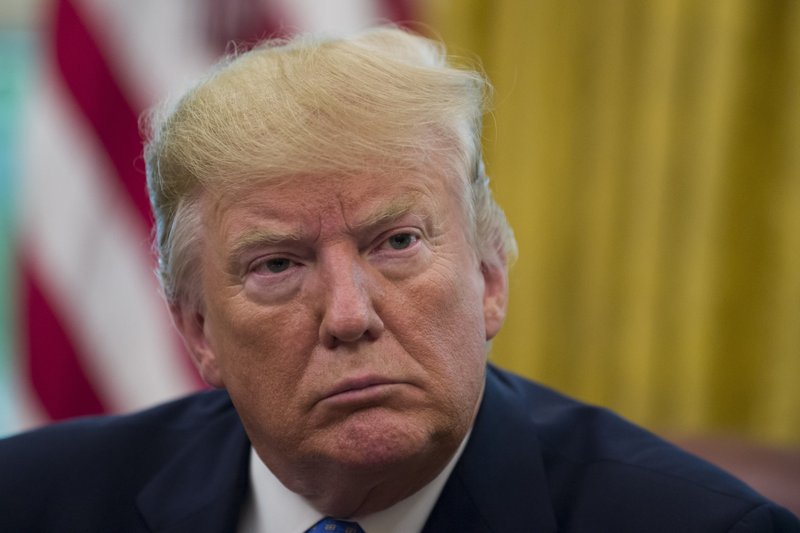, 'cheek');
421,254,485,330
392,257,488,381
206,302,325,453
207,300,317,399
